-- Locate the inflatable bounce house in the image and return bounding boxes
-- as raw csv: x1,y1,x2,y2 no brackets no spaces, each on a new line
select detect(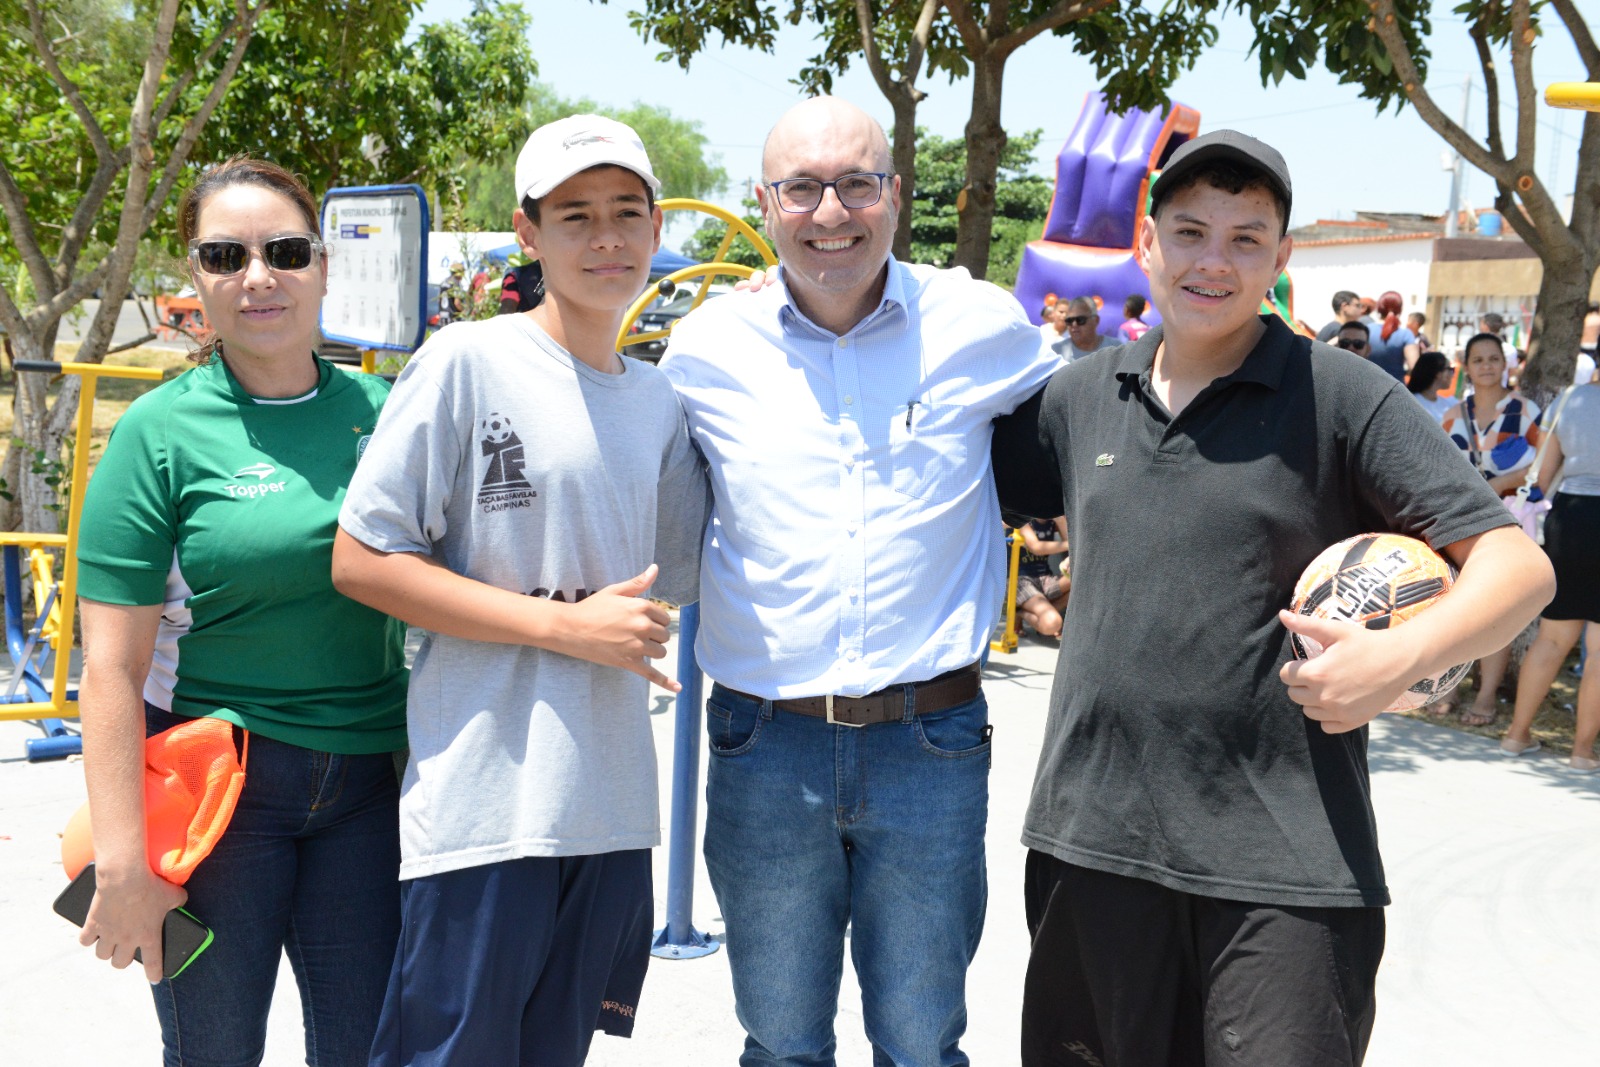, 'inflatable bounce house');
1015,93,1305,337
